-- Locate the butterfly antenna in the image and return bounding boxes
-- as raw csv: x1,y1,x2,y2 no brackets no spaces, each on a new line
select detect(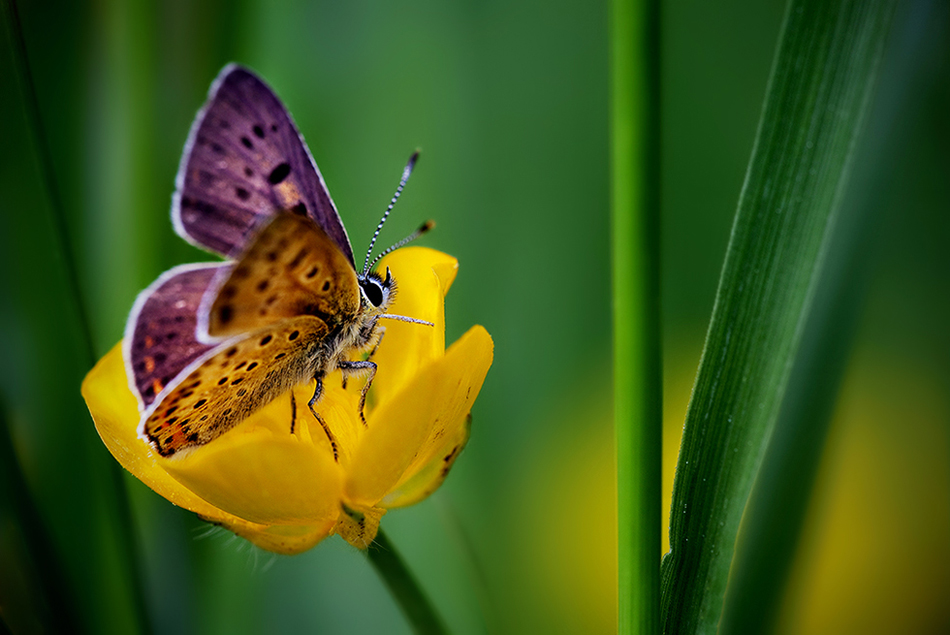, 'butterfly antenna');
362,150,420,276
366,219,435,272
